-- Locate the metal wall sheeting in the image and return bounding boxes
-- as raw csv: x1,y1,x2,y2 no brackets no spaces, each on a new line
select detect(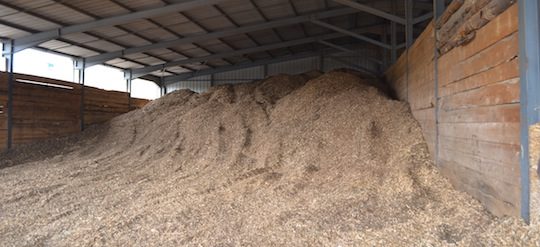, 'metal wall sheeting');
166,75,212,93
268,57,321,76
165,53,379,94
